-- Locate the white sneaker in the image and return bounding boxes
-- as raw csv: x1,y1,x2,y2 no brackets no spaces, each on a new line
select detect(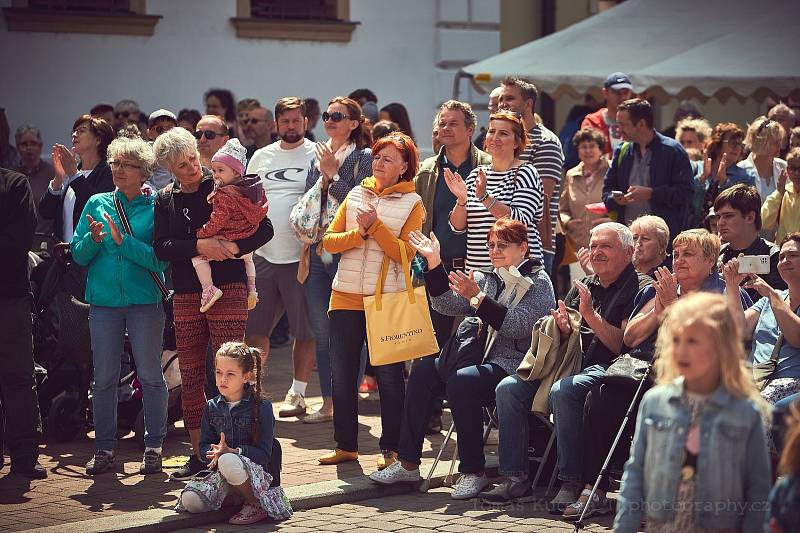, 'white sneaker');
369,461,420,485
278,390,307,417
451,472,489,500
549,481,582,514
